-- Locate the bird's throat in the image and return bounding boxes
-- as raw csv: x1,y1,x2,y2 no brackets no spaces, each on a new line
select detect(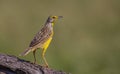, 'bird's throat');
51,22,54,26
